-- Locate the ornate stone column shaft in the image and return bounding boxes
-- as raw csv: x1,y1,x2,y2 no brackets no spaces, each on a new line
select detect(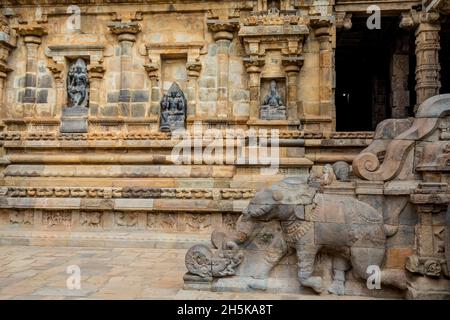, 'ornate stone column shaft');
186,62,201,118
244,59,264,120
313,21,334,130
88,62,105,117
415,13,441,109
144,63,159,117
0,15,16,119
285,64,301,121
207,20,239,119
16,25,47,116
108,22,140,117
46,62,63,117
